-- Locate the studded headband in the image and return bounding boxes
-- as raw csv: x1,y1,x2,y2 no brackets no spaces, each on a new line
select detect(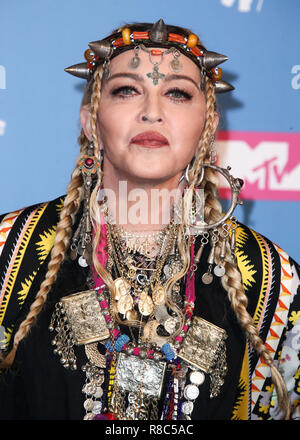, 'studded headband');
65,19,234,94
